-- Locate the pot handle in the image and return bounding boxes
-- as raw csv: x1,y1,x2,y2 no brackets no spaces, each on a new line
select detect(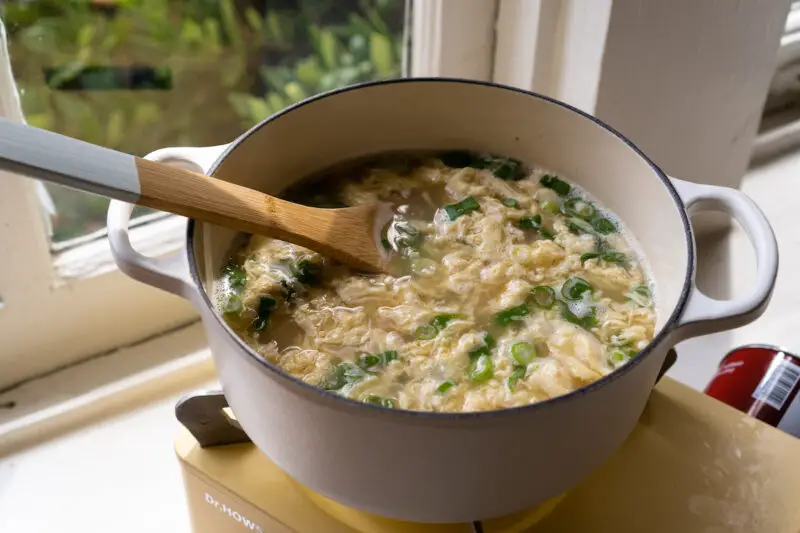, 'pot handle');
107,144,229,302
669,177,778,340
